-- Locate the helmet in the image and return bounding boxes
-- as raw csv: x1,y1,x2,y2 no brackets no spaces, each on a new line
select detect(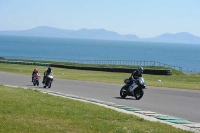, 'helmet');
137,66,143,73
47,67,52,73
34,68,37,71
48,67,51,71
